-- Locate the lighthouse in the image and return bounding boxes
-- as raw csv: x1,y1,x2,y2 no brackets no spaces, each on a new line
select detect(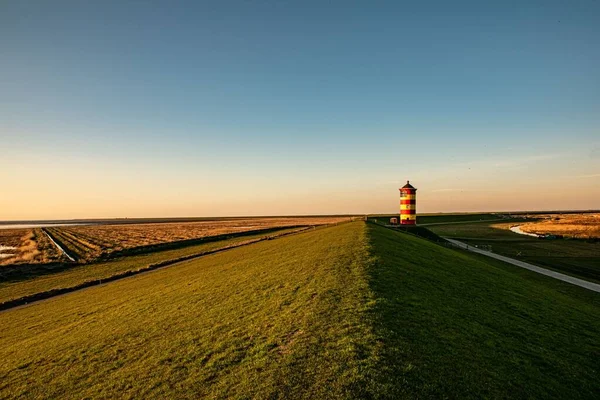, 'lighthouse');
399,181,417,225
